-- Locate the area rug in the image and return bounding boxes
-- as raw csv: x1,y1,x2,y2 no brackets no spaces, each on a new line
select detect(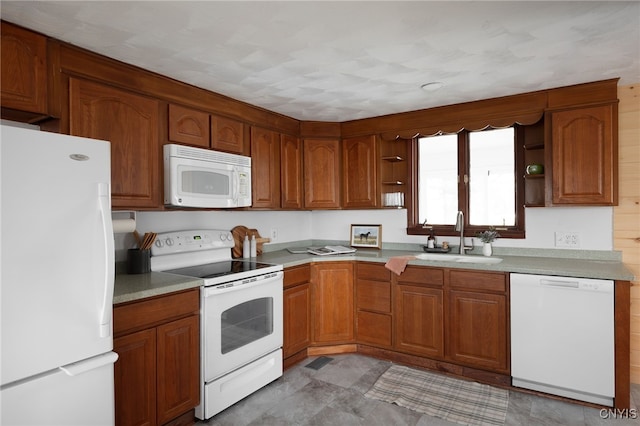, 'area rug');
365,365,509,426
